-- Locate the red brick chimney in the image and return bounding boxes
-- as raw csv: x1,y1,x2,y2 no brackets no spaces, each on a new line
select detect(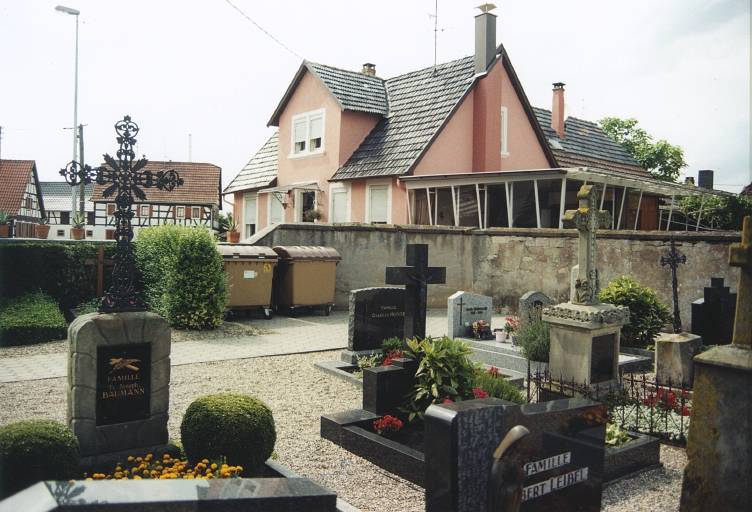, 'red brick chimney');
551,82,566,138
